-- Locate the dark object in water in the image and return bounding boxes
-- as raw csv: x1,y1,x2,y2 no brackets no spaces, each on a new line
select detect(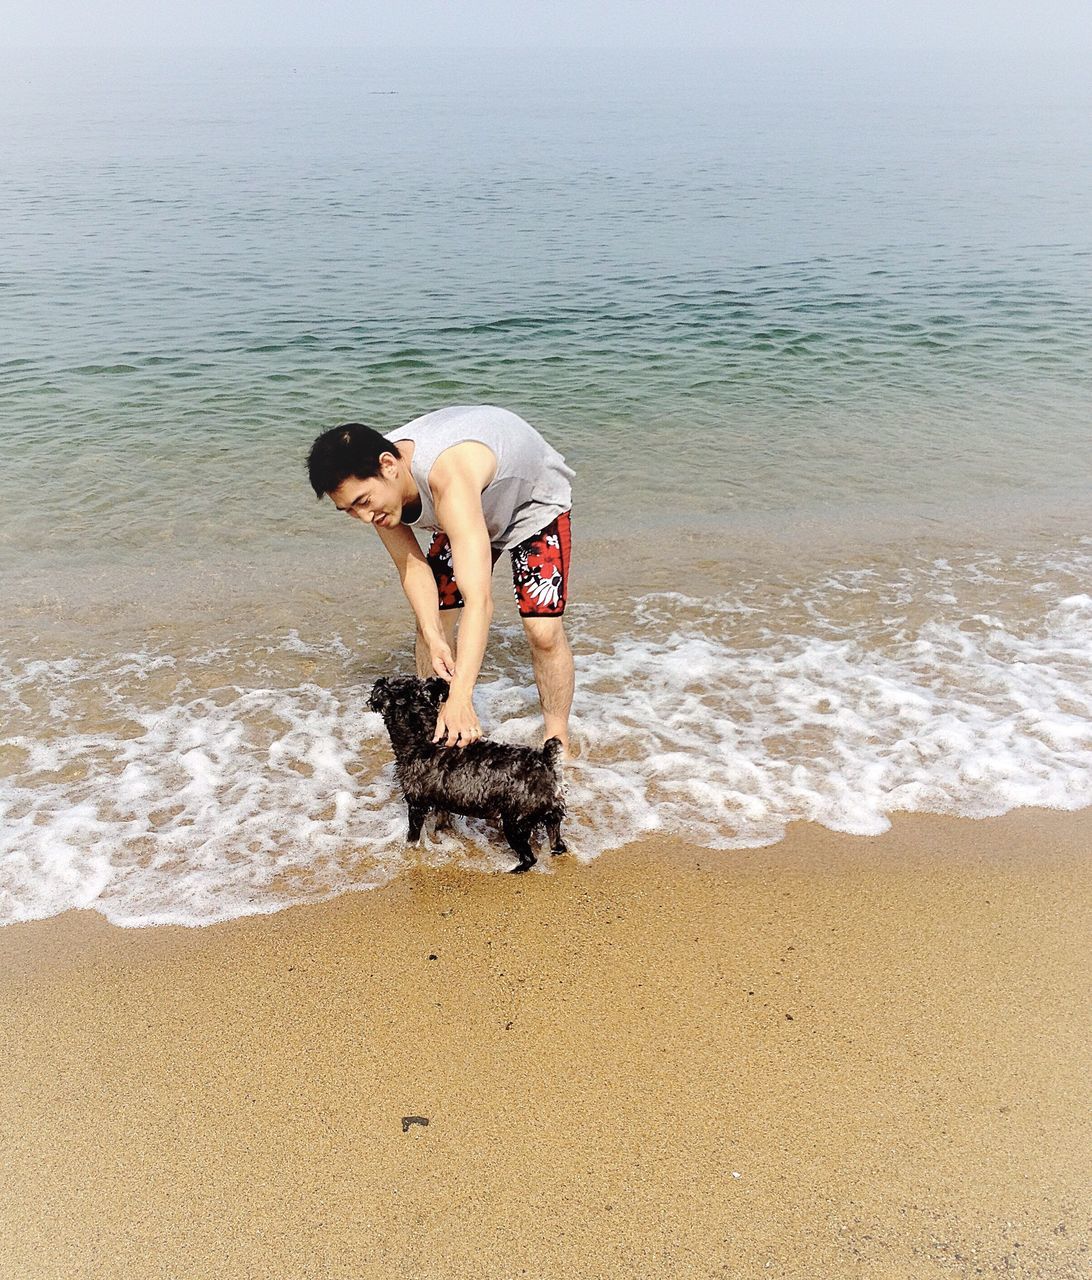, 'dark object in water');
368,675,567,874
